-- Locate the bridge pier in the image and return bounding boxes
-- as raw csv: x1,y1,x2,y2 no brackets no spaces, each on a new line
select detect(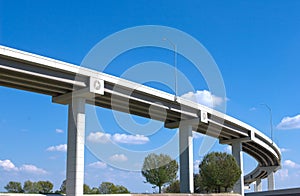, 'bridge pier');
255,179,262,192
179,124,194,193
232,141,244,196
66,97,86,196
268,172,274,191
0,45,282,196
